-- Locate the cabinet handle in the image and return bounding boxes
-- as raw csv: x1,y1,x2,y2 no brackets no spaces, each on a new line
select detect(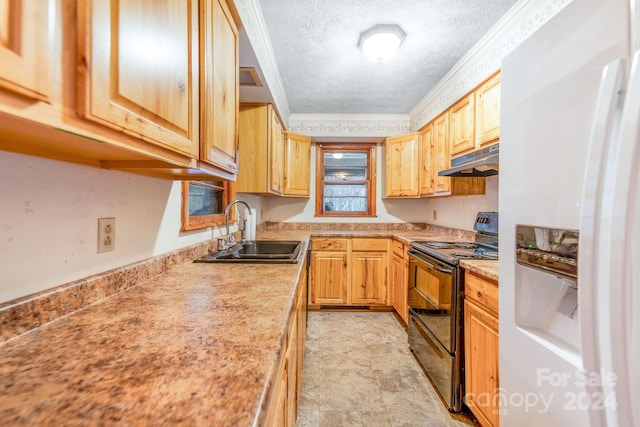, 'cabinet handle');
178,82,186,92
477,291,482,298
